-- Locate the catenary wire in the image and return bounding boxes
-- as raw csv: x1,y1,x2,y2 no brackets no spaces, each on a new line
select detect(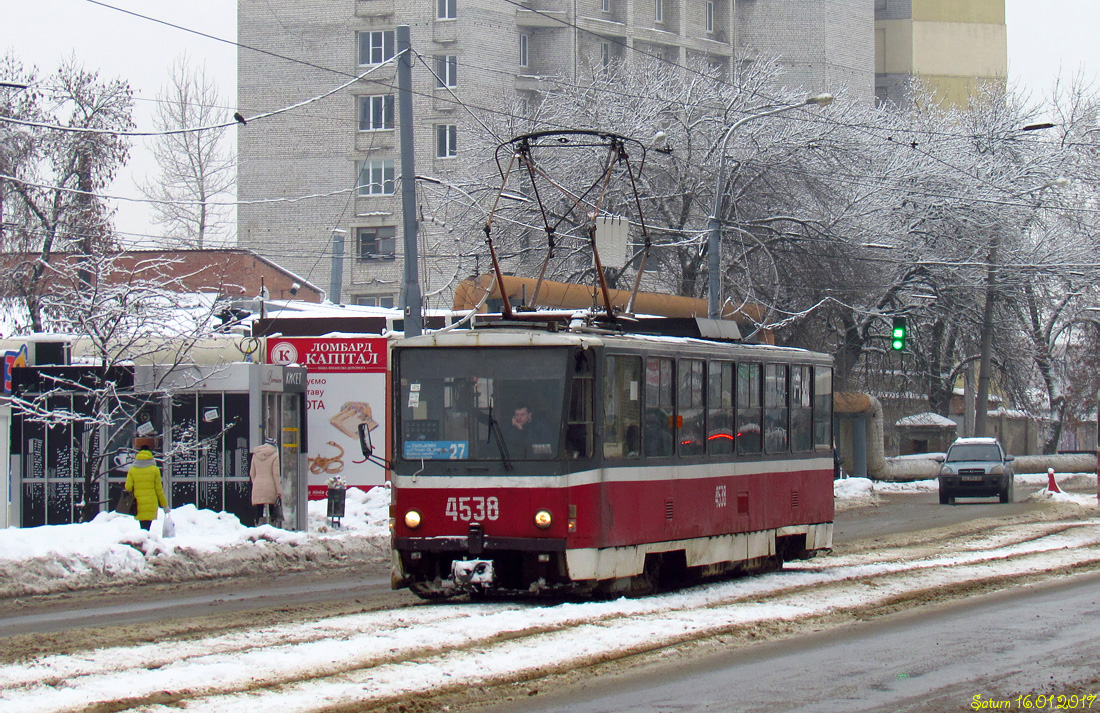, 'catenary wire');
3,0,1092,259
